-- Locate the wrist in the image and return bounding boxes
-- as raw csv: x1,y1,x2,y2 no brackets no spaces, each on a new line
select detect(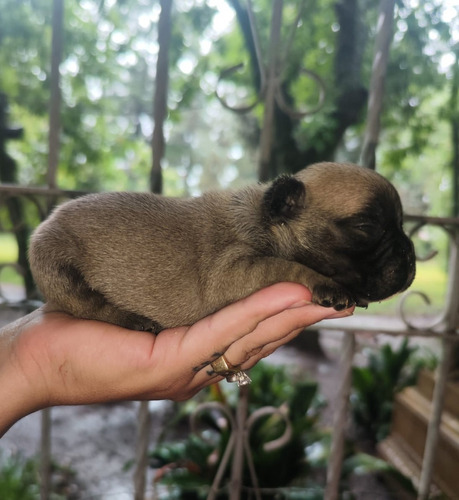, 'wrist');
0,312,49,436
